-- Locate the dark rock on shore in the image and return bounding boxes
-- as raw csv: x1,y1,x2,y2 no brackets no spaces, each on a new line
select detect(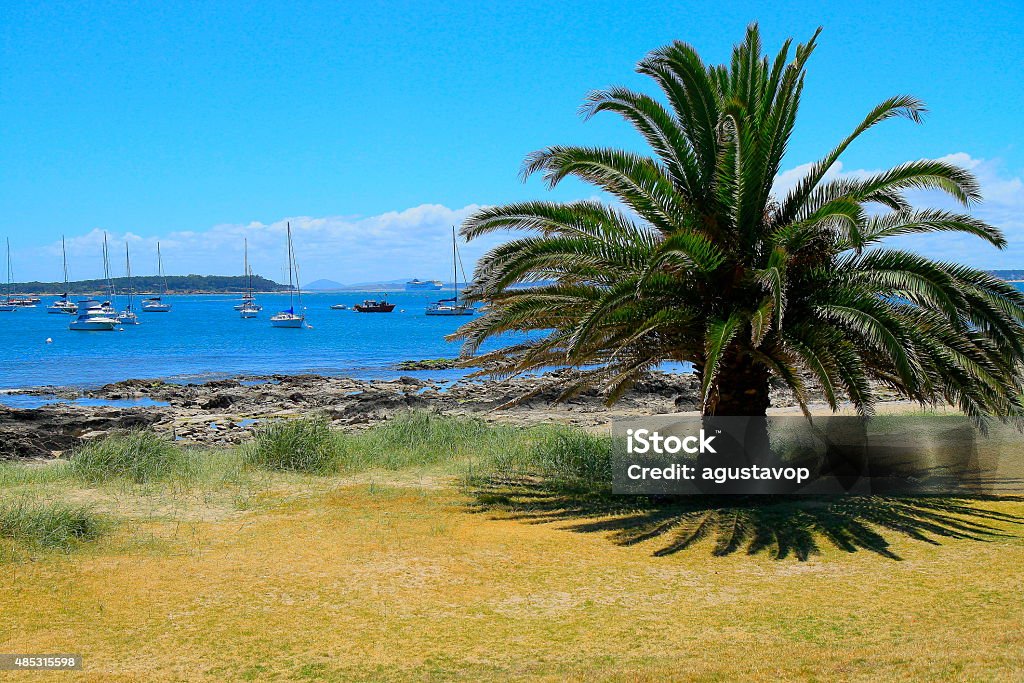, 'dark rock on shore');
0,406,167,460
395,359,459,371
